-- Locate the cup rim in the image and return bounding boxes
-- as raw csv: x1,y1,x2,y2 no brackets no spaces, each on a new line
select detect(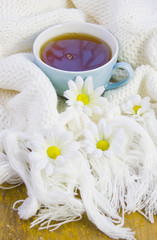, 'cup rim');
33,22,119,73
